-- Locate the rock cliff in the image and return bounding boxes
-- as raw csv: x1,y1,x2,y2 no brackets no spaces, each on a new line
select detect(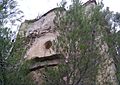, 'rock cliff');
18,0,118,85
19,8,65,60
